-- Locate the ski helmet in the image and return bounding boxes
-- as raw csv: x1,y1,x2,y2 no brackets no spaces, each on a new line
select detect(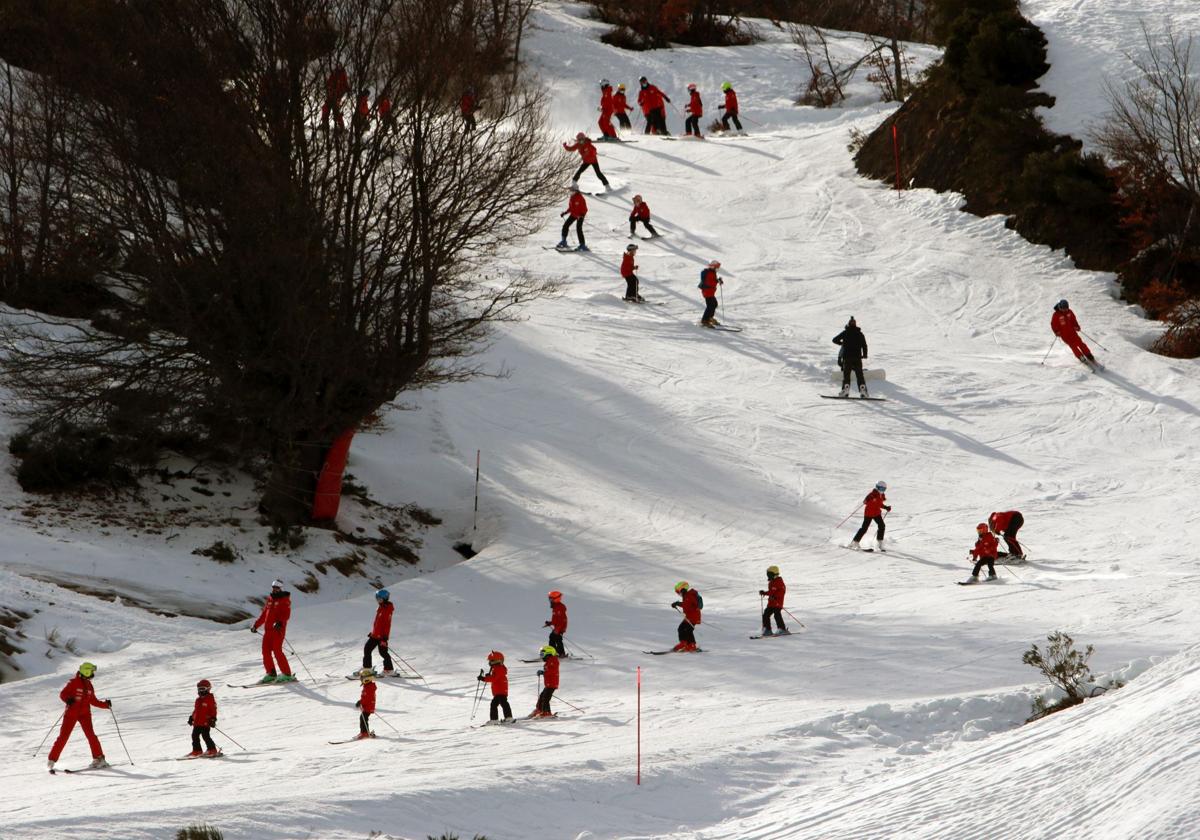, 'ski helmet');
632,194,643,204
487,650,505,664
600,78,611,88
197,679,212,693
79,662,96,678
359,668,376,682
707,260,721,269
766,565,780,576
540,645,558,658
639,76,648,83
271,579,284,590
1055,299,1069,311
375,588,390,601
575,131,587,140
722,81,732,91
569,183,580,192
687,82,697,91
626,243,639,253
976,522,989,534
618,83,626,91
548,590,563,602
875,481,887,492
674,580,689,593
847,316,857,327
